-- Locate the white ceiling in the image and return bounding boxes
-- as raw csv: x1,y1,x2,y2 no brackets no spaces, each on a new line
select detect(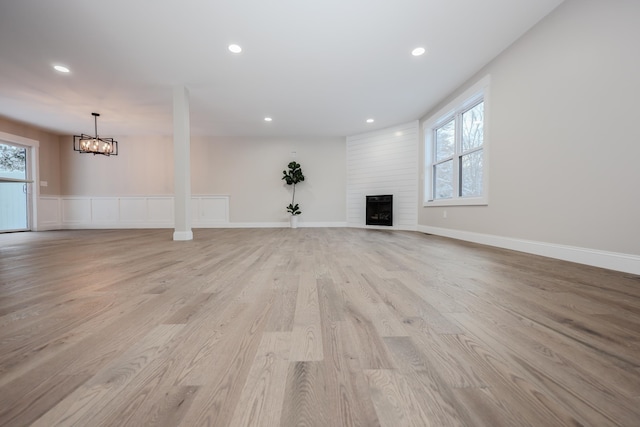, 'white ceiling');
0,0,564,138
